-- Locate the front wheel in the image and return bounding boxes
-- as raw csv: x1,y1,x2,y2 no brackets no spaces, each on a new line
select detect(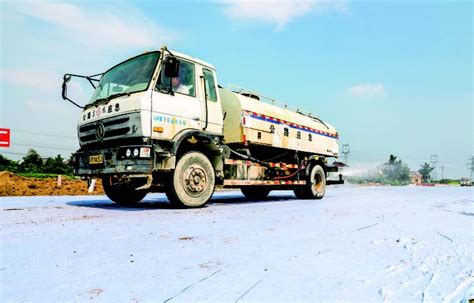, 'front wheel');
165,151,215,208
102,177,148,206
294,164,326,199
